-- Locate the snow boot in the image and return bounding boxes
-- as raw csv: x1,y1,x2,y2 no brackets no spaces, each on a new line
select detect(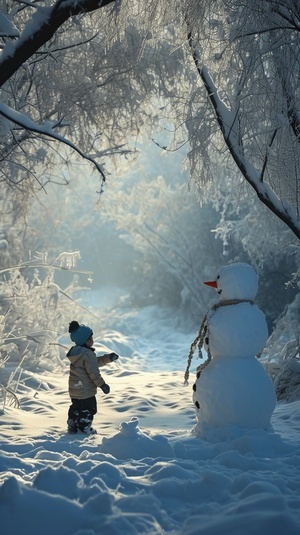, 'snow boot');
81,424,97,435
67,418,78,434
